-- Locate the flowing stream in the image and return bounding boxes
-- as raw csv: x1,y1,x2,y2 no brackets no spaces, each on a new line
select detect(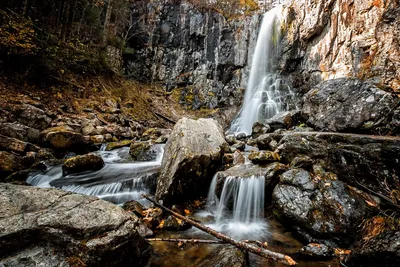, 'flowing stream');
230,6,295,135
27,145,164,206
